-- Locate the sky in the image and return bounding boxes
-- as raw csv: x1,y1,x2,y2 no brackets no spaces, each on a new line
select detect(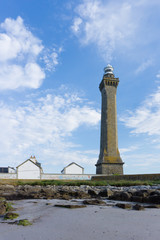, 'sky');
0,0,160,174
